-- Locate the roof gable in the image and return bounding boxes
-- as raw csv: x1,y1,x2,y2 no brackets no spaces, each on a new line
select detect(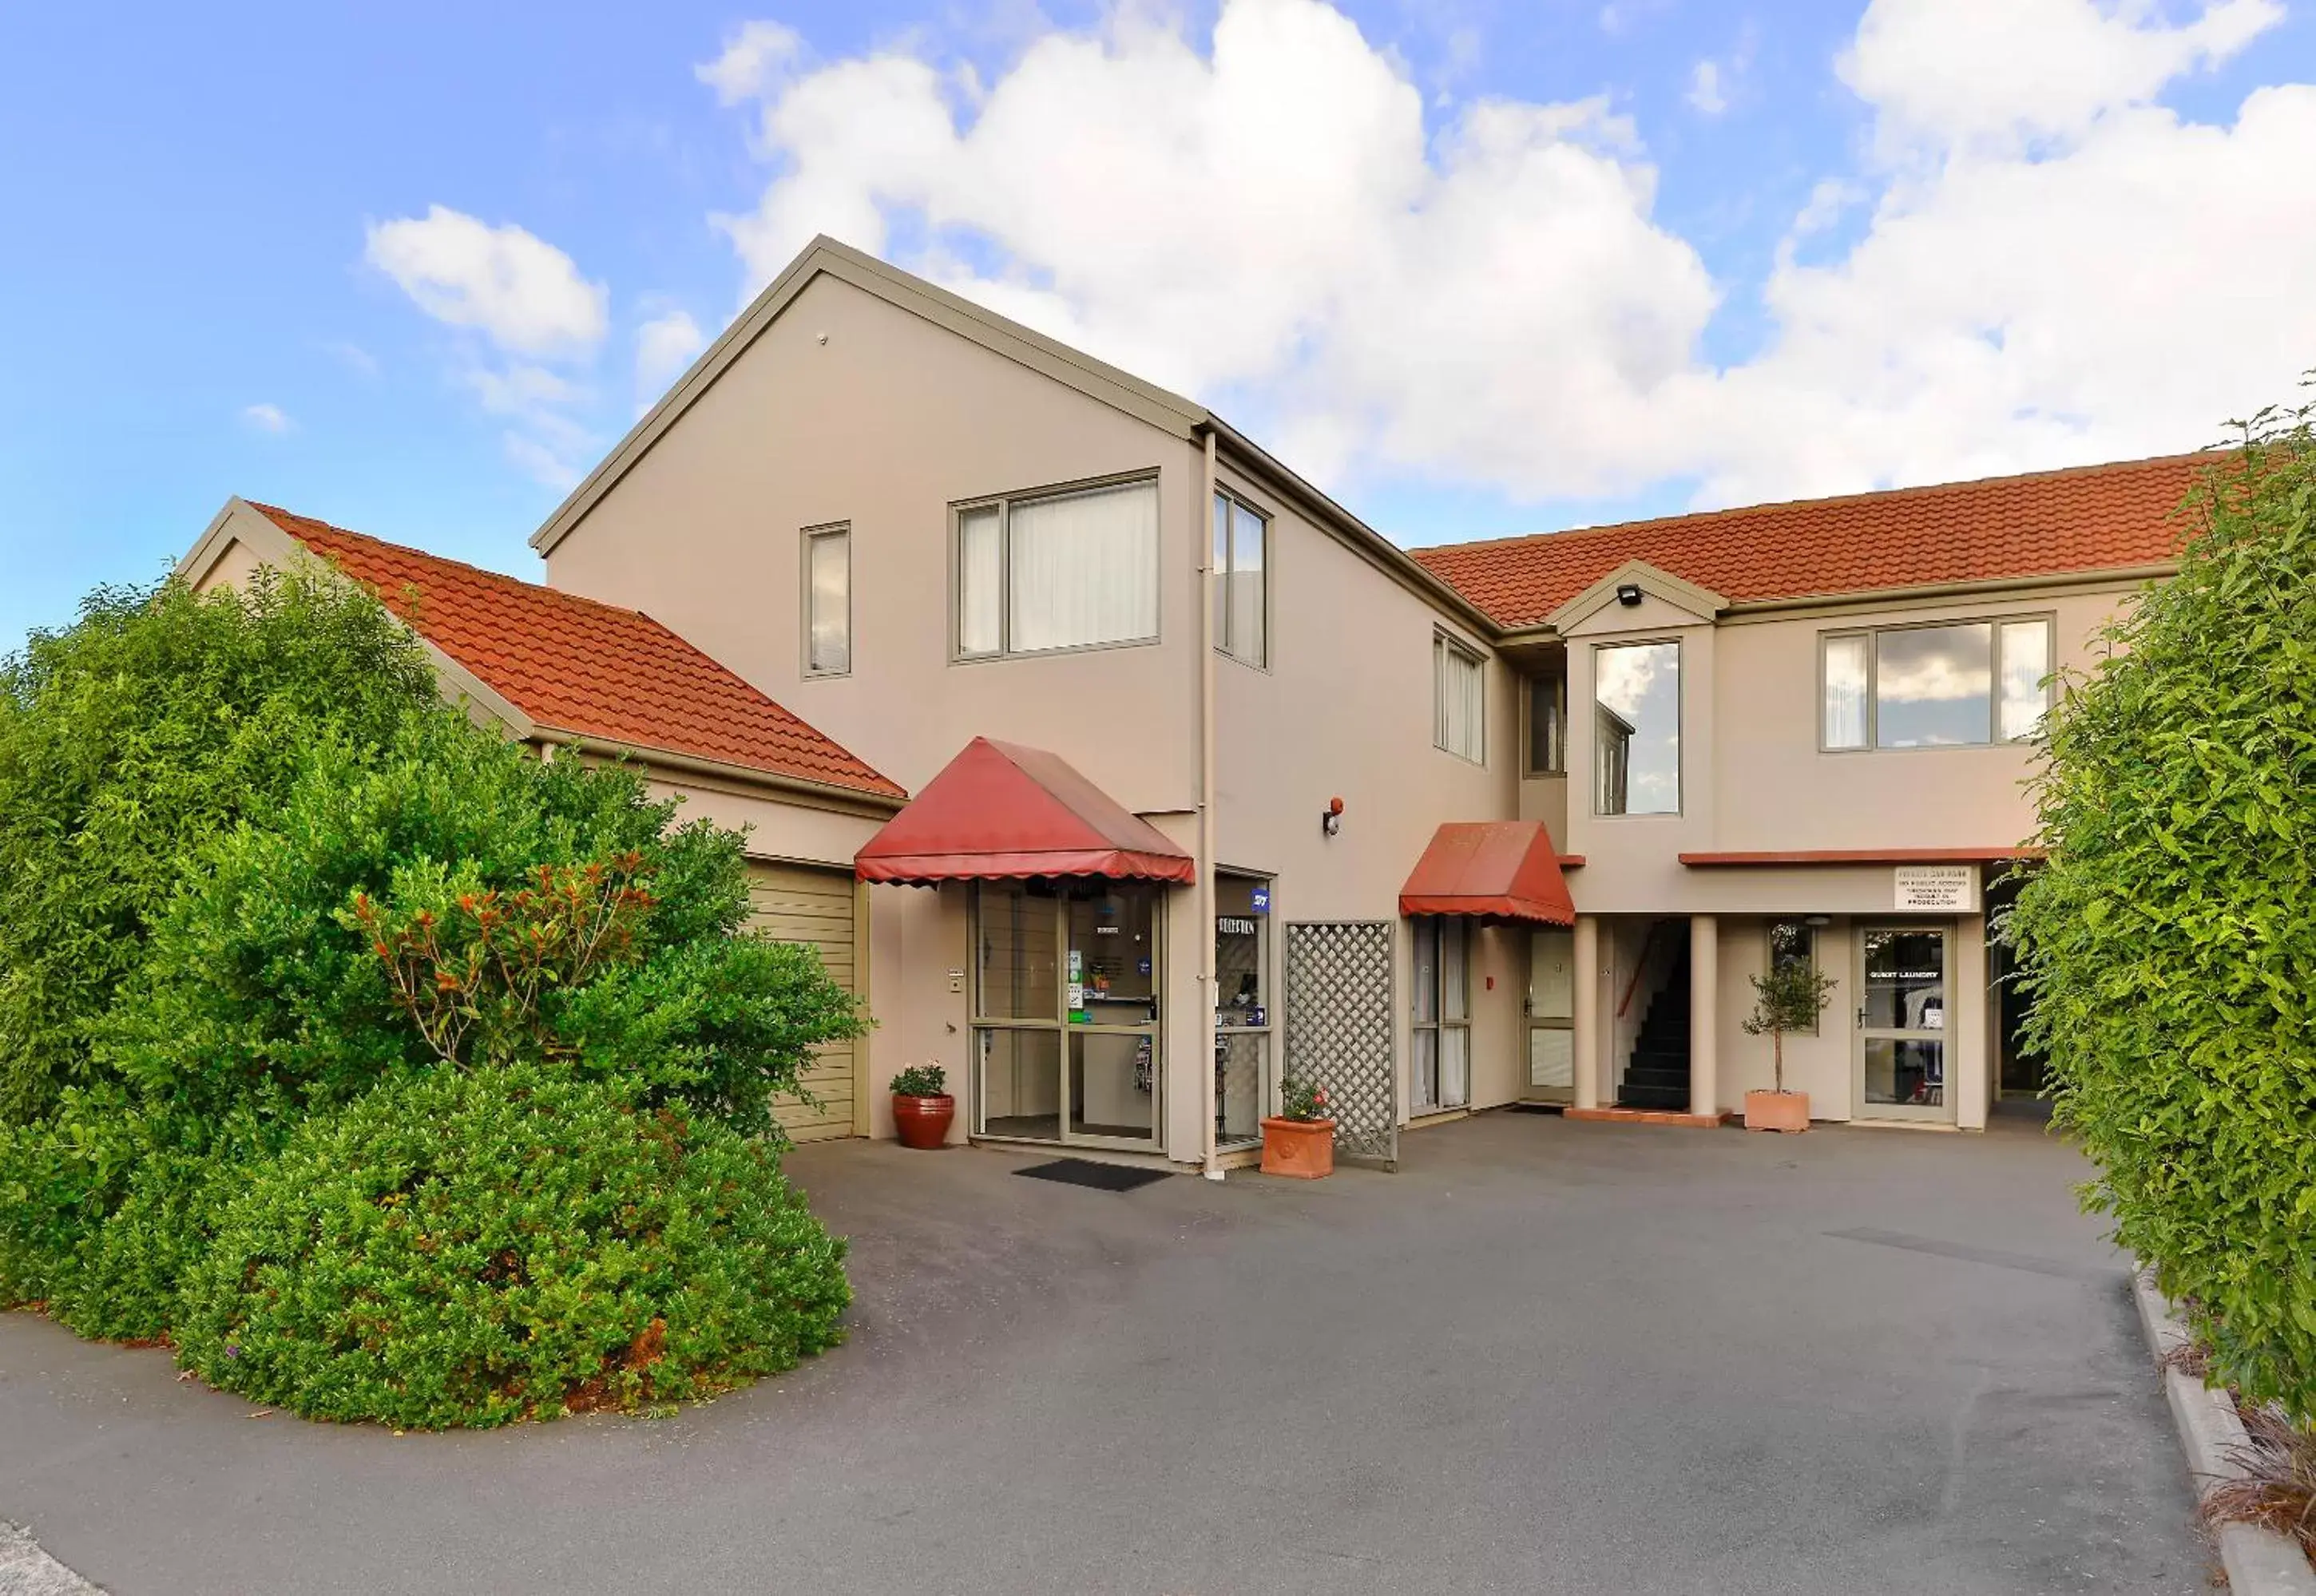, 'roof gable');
1414,452,2215,630
196,501,903,802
